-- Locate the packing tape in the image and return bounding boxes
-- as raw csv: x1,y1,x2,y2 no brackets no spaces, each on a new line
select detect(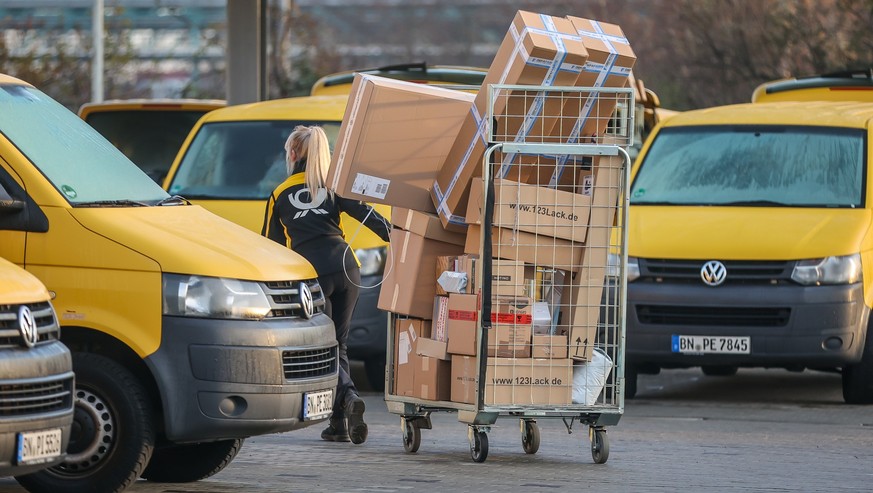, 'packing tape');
403,209,413,231
400,230,410,263
435,14,578,218
391,284,399,311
